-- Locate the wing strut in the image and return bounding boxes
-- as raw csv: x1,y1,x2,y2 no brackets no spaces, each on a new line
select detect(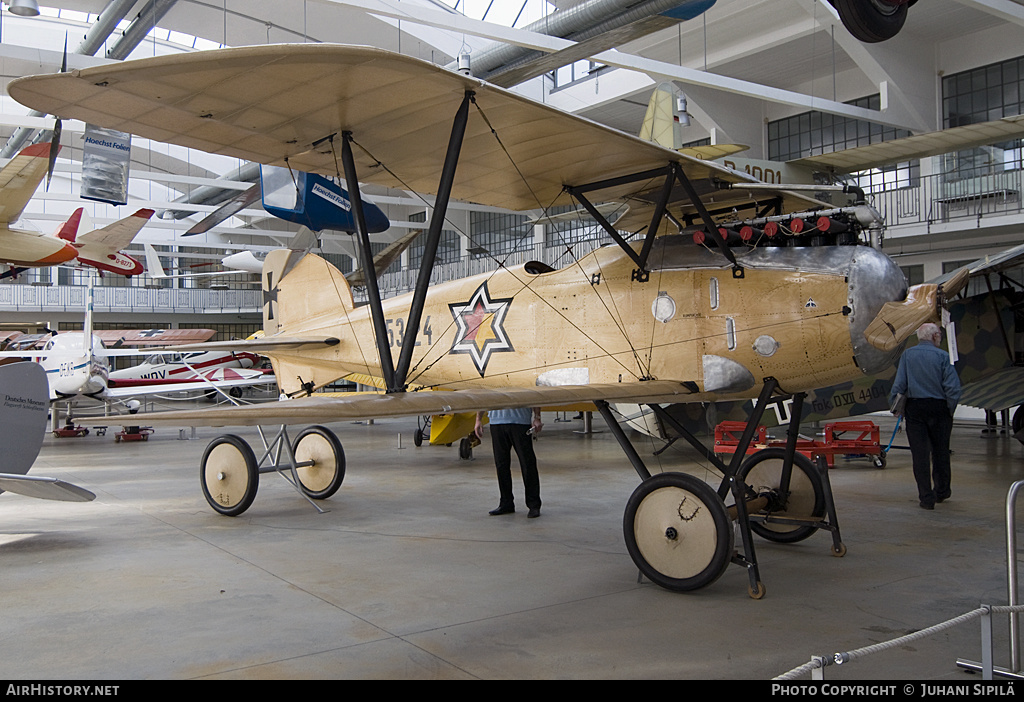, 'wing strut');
394,91,473,393
566,163,743,277
341,132,397,391
339,91,474,394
